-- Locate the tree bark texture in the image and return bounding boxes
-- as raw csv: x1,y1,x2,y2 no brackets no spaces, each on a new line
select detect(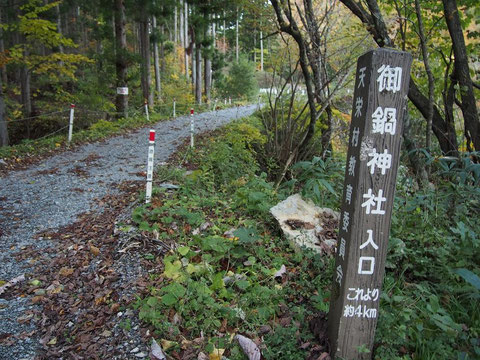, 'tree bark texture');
195,45,202,104
442,0,479,152
152,15,161,102
0,75,8,147
139,17,153,108
114,0,128,118
0,7,8,85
